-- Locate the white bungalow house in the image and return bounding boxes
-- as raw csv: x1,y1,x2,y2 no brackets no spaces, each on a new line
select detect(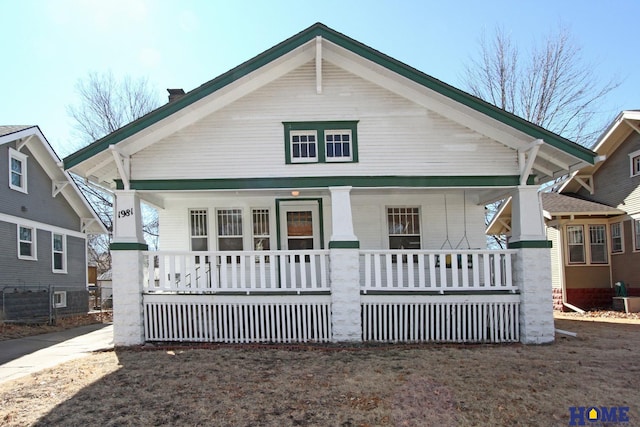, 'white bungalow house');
63,23,597,346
